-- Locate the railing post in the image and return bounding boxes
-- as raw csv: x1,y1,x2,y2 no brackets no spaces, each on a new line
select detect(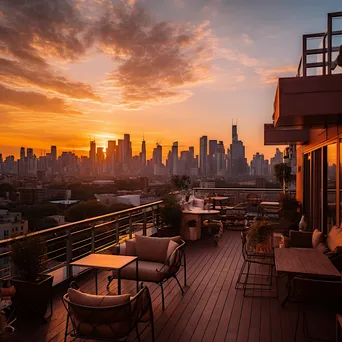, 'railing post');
91,223,95,254
302,35,307,77
116,219,119,243
143,210,147,236
66,228,73,280
129,215,133,239
152,208,155,227
327,13,333,75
